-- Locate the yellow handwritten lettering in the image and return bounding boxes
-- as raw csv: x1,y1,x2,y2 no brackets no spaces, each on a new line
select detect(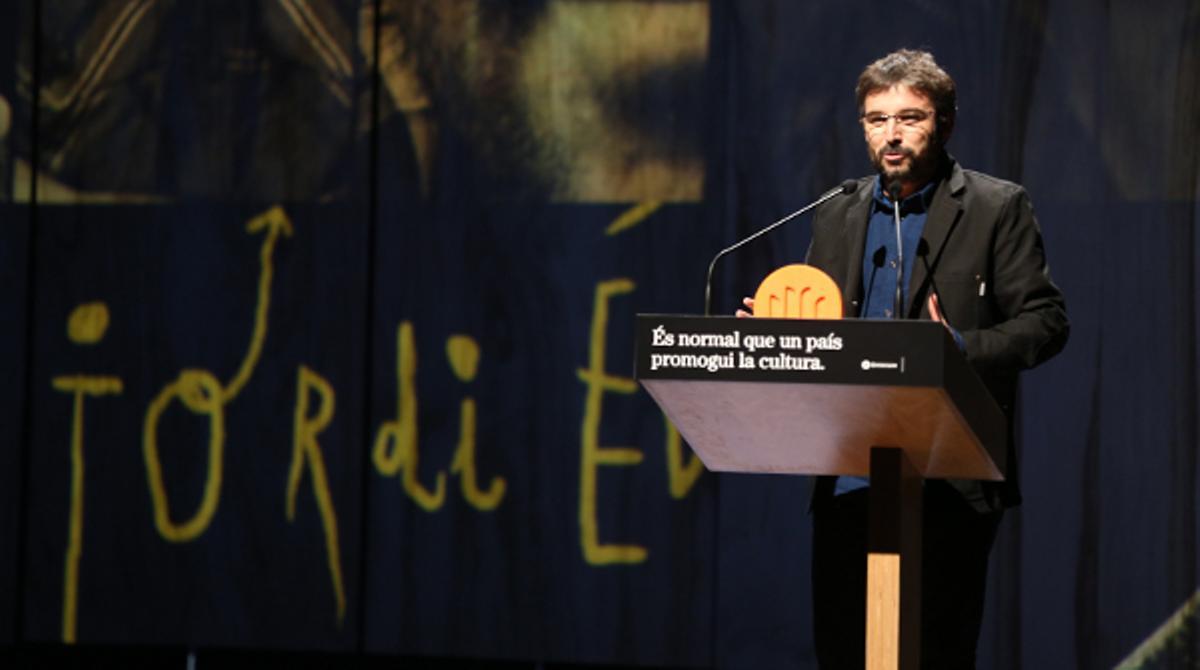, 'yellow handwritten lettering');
577,279,646,565
52,375,123,644
605,201,663,236
446,335,505,511
143,370,225,541
372,321,446,510
66,302,110,345
142,206,291,542
287,366,346,624
225,206,293,402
